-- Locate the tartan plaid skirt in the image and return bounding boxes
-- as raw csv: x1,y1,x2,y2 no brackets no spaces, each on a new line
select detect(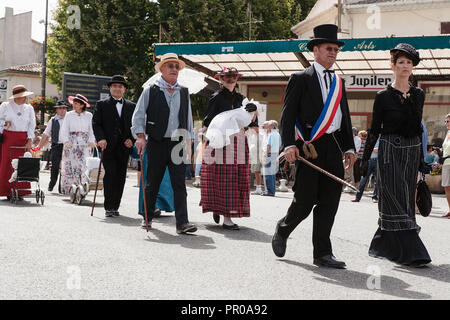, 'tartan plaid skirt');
200,132,250,217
